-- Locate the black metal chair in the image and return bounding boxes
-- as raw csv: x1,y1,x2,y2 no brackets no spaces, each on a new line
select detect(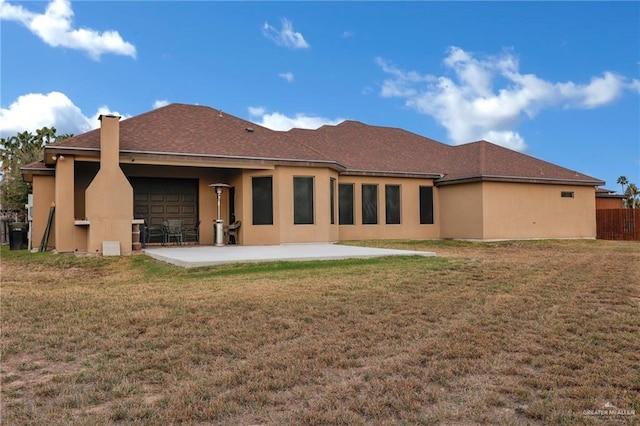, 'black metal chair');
145,222,166,245
165,219,183,245
183,220,200,244
227,221,241,244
